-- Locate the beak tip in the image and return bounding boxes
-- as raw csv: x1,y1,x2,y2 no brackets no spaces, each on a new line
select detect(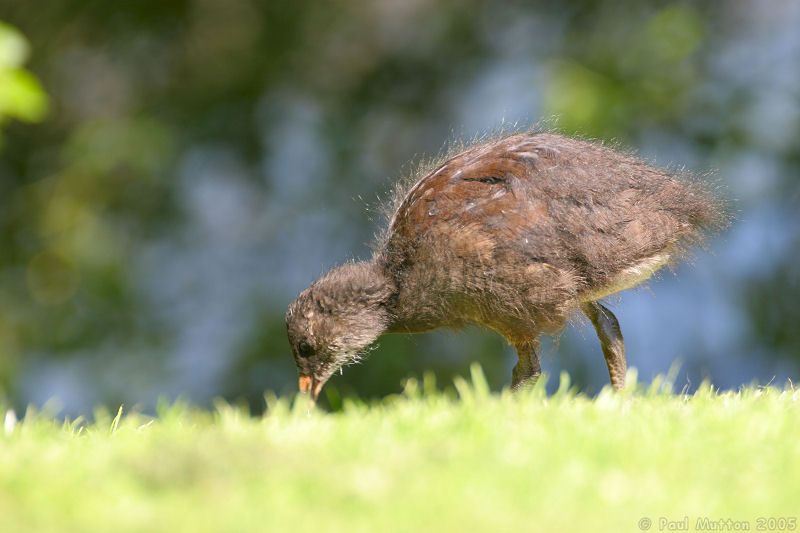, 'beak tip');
298,374,325,402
